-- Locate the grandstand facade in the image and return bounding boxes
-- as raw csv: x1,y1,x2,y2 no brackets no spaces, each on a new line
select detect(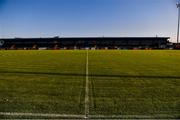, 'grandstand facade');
0,37,170,50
